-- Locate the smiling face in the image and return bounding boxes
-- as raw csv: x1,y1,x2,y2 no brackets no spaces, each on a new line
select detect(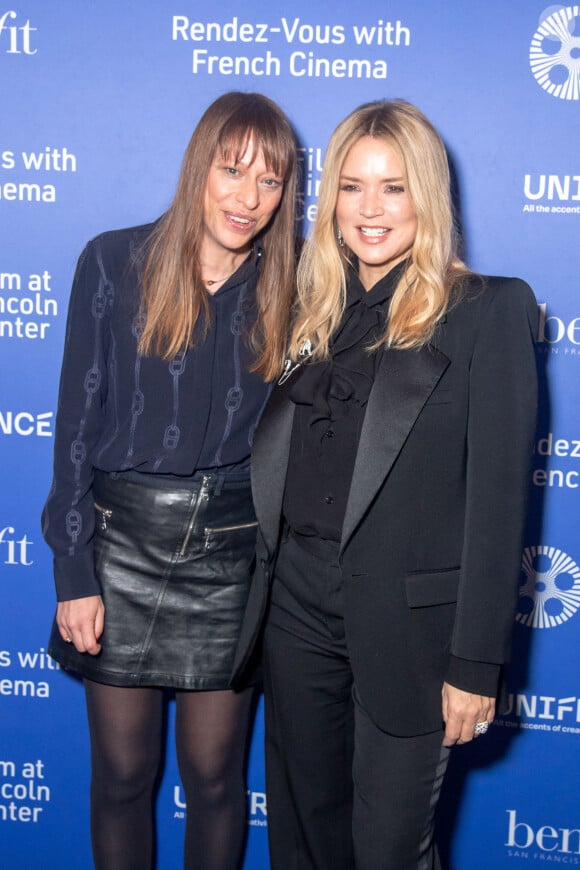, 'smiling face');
202,139,284,265
335,135,418,290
